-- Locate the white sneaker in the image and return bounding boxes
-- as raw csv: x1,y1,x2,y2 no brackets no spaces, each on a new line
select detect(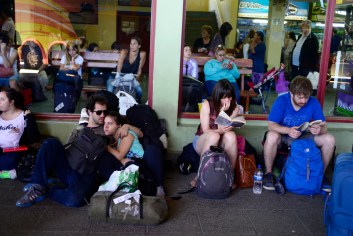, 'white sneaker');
156,186,165,197
79,108,89,125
